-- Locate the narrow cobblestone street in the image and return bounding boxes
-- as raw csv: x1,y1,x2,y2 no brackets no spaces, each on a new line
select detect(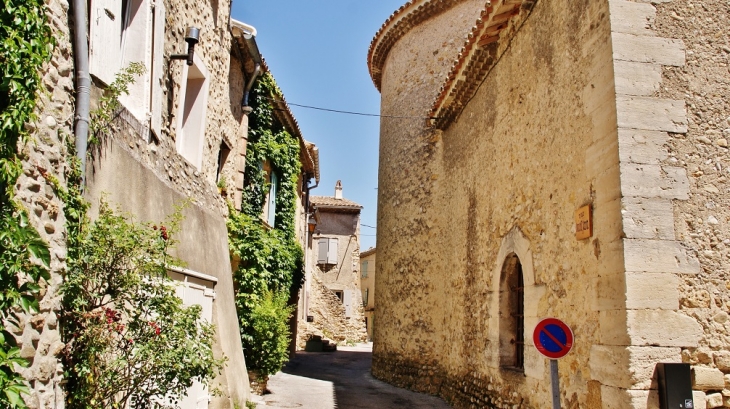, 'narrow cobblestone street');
251,343,451,409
